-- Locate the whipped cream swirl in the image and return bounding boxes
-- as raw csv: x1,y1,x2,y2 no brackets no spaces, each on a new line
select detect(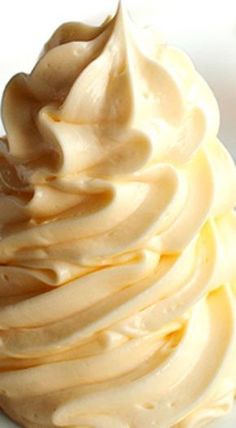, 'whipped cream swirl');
0,5,236,428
